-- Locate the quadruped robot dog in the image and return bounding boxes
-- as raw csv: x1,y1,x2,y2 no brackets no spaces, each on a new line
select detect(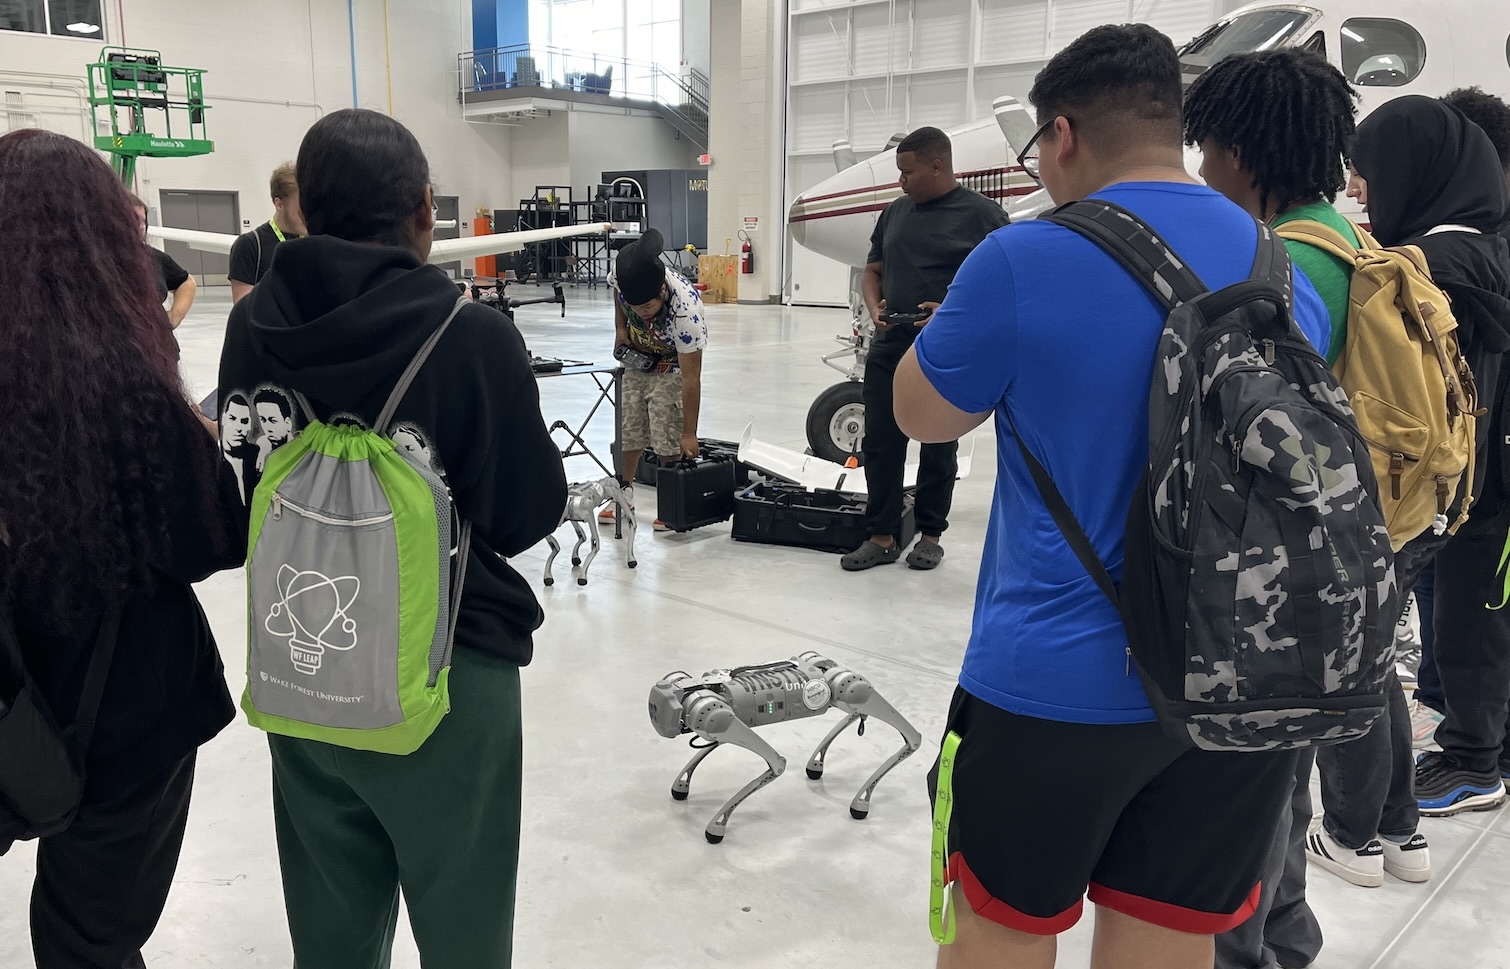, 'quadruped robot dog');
649,651,921,843
544,477,635,587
